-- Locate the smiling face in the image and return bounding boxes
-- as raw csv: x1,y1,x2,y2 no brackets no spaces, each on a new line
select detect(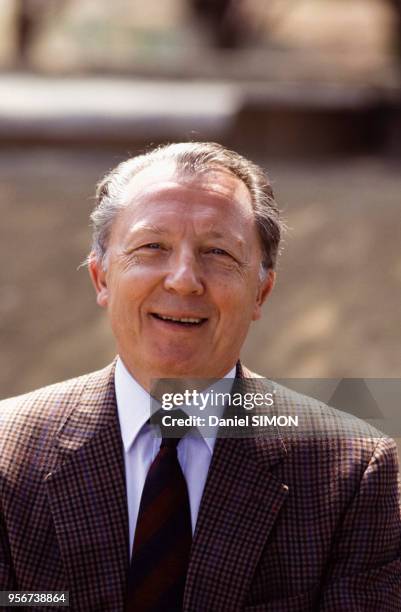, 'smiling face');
89,163,275,390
